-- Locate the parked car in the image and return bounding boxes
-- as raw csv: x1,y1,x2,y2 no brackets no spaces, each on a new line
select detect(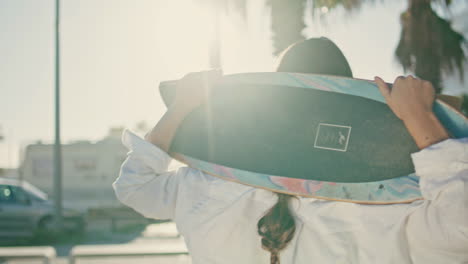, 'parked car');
0,177,85,238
